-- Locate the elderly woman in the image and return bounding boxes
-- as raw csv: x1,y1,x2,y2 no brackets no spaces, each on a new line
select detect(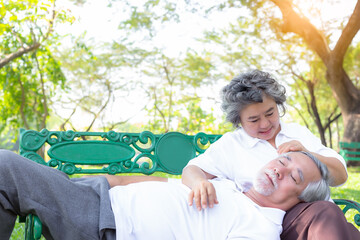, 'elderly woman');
182,69,359,239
